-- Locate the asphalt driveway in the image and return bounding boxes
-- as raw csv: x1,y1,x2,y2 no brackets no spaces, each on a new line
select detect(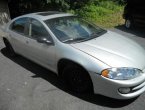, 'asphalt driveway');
0,26,145,110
